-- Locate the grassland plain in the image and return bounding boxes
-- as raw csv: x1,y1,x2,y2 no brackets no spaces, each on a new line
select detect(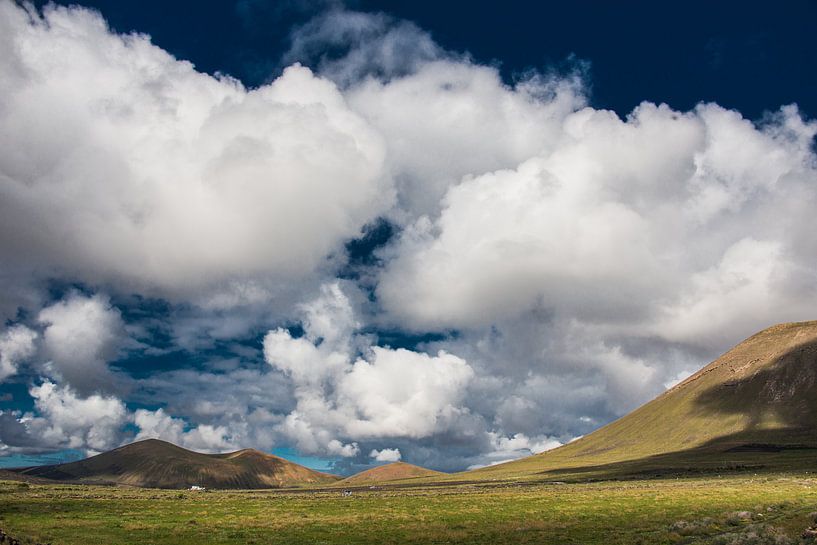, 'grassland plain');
3,474,817,545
